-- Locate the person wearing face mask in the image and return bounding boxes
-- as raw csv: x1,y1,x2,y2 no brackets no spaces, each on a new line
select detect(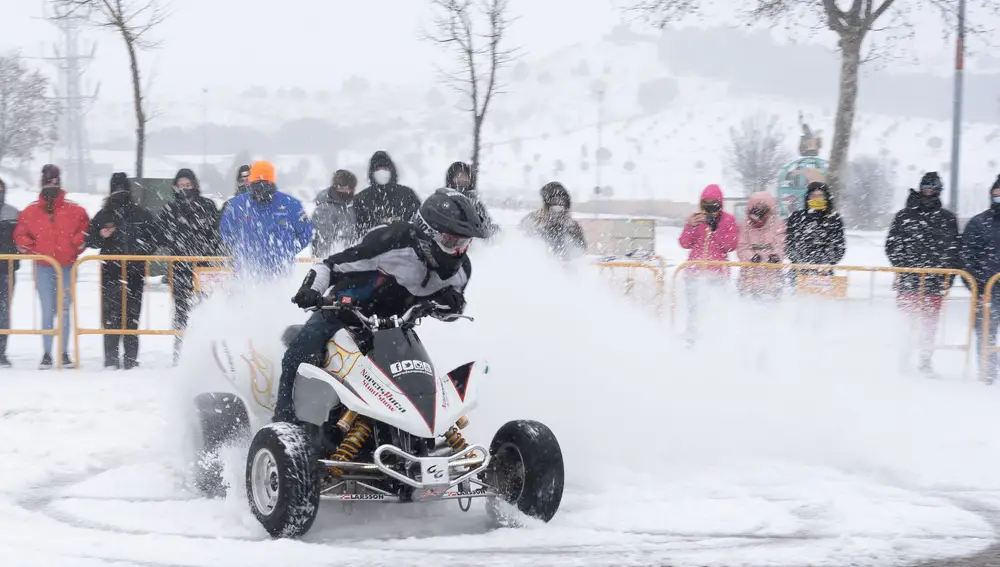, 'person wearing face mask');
352,150,421,239
274,188,486,422
959,175,1000,382
785,182,846,276
445,161,499,239
678,184,738,345
519,182,587,260
13,164,90,369
219,164,251,224
312,169,359,256
219,160,312,281
0,177,20,368
736,191,787,298
86,173,159,370
885,171,961,378
156,168,221,364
